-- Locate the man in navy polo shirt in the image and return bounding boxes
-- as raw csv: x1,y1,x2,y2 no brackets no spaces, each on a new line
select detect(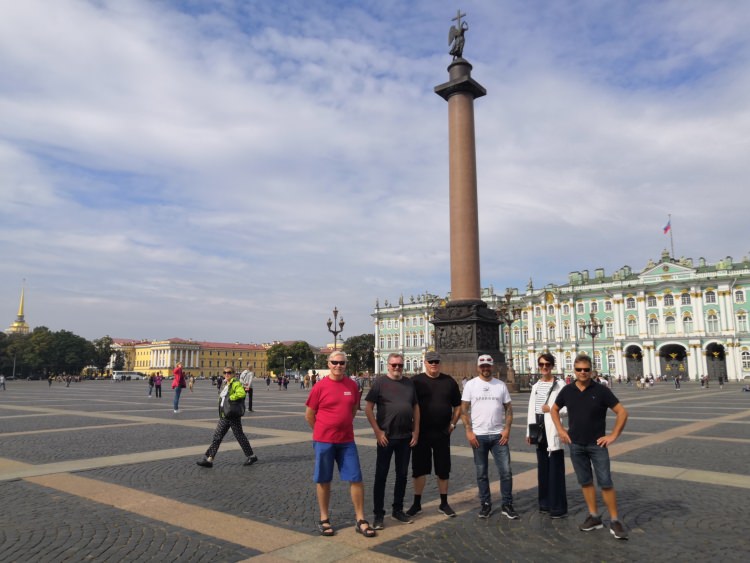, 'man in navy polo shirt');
551,354,629,540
